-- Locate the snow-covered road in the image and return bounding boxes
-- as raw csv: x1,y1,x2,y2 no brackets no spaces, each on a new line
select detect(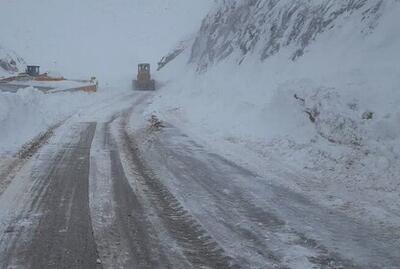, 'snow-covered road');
0,91,399,269
0,123,99,268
